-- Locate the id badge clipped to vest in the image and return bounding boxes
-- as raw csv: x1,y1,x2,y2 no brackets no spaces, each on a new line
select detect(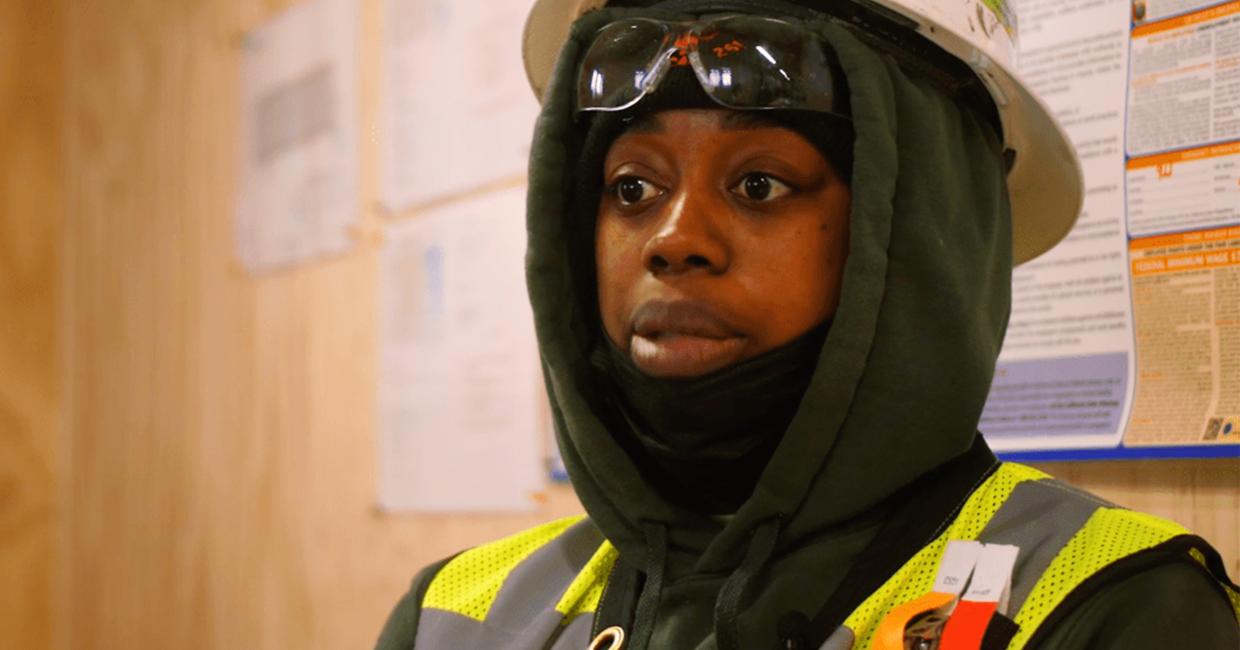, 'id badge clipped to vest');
872,541,1019,650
